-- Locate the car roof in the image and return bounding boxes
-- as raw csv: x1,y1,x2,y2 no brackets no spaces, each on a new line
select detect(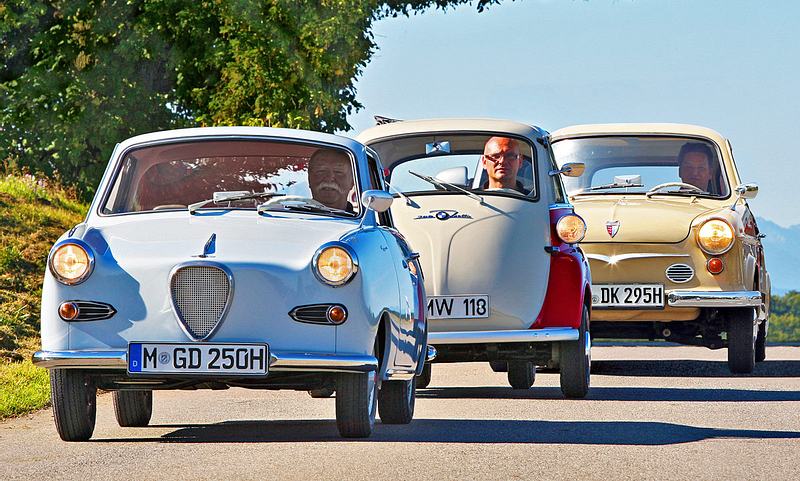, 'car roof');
550,123,728,145
356,118,549,144
115,126,366,154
